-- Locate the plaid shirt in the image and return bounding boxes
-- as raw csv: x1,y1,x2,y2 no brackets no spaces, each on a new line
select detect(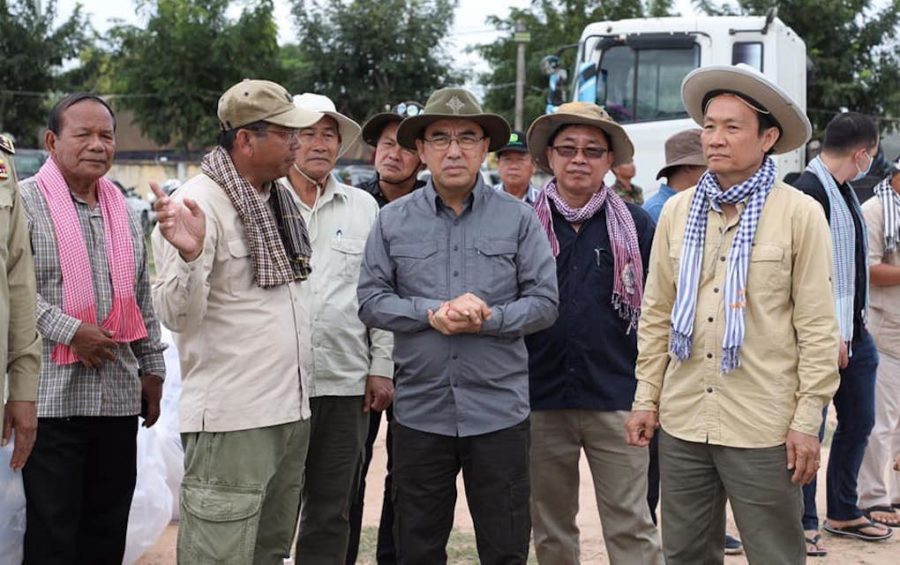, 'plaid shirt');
19,177,166,418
